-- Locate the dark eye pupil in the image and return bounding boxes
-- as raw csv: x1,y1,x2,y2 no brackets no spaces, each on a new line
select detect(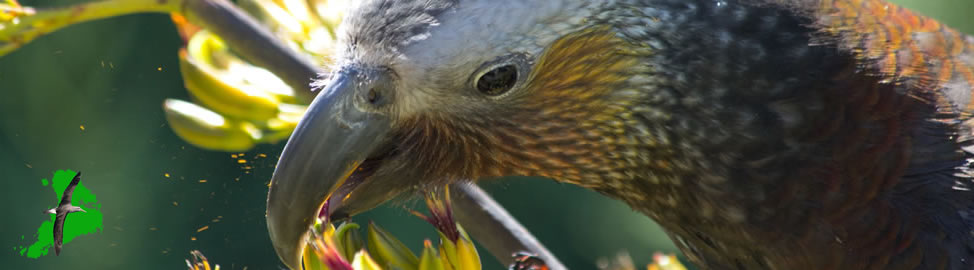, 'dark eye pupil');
476,65,517,96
